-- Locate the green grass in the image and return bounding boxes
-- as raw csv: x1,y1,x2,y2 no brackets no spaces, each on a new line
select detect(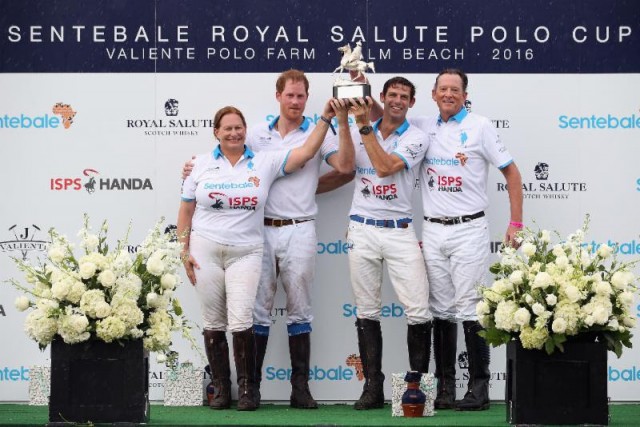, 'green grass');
0,402,638,426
